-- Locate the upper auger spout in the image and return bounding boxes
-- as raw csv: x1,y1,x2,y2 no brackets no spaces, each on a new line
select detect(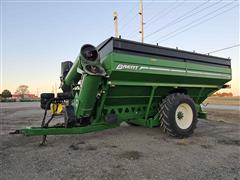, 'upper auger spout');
60,44,106,92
